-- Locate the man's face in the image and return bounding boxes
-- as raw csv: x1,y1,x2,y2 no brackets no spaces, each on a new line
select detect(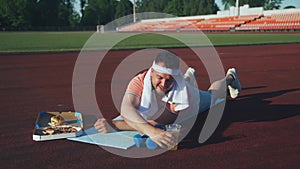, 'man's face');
150,62,175,96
